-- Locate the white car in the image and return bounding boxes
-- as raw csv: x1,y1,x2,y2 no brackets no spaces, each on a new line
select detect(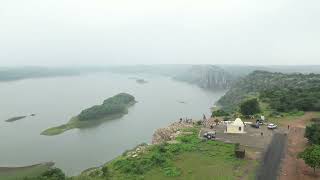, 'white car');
267,123,277,129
